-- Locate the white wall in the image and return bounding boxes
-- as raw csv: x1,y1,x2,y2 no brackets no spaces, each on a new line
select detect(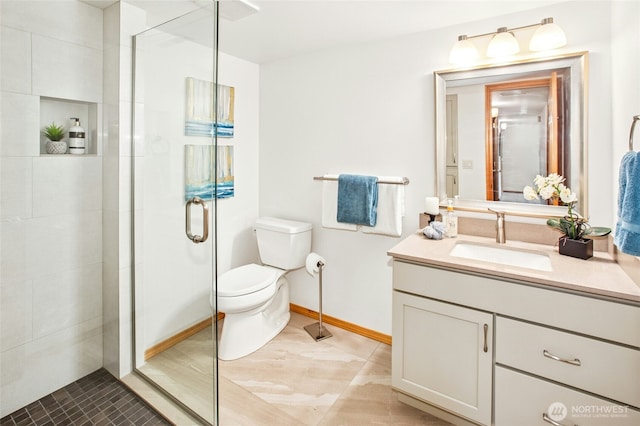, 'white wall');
0,1,104,416
259,1,628,335
611,1,640,224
